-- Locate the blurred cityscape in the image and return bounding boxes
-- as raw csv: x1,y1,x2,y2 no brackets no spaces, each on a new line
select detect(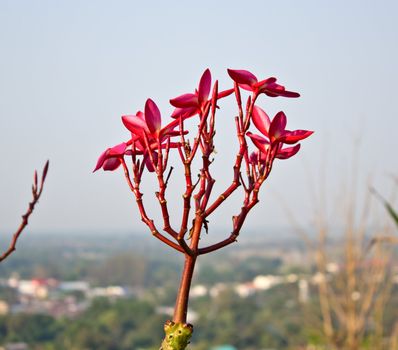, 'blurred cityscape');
0,230,397,350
